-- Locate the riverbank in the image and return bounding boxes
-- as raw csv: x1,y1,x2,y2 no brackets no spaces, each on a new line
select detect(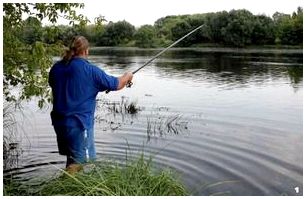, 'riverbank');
4,154,188,196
